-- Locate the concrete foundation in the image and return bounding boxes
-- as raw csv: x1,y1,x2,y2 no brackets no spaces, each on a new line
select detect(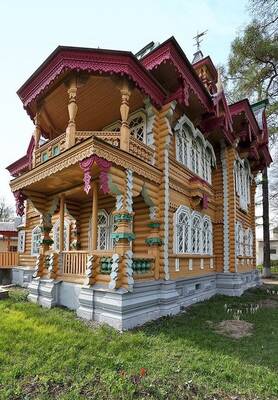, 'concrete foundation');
12,267,35,288
25,268,261,330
